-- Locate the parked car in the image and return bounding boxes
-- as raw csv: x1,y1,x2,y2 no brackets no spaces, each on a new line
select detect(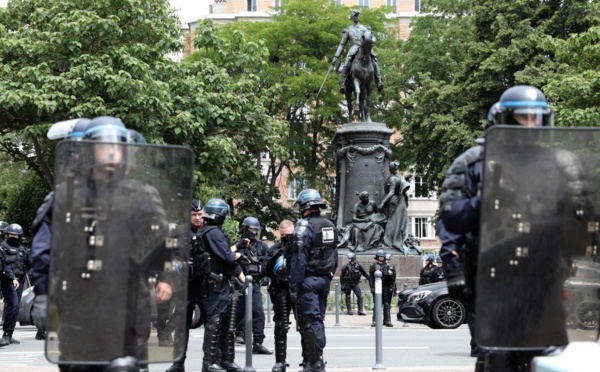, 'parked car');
396,280,466,329
19,285,202,329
